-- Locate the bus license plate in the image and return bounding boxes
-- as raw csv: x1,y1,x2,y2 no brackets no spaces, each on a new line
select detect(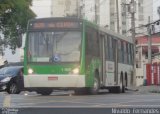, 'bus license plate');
48,77,58,81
